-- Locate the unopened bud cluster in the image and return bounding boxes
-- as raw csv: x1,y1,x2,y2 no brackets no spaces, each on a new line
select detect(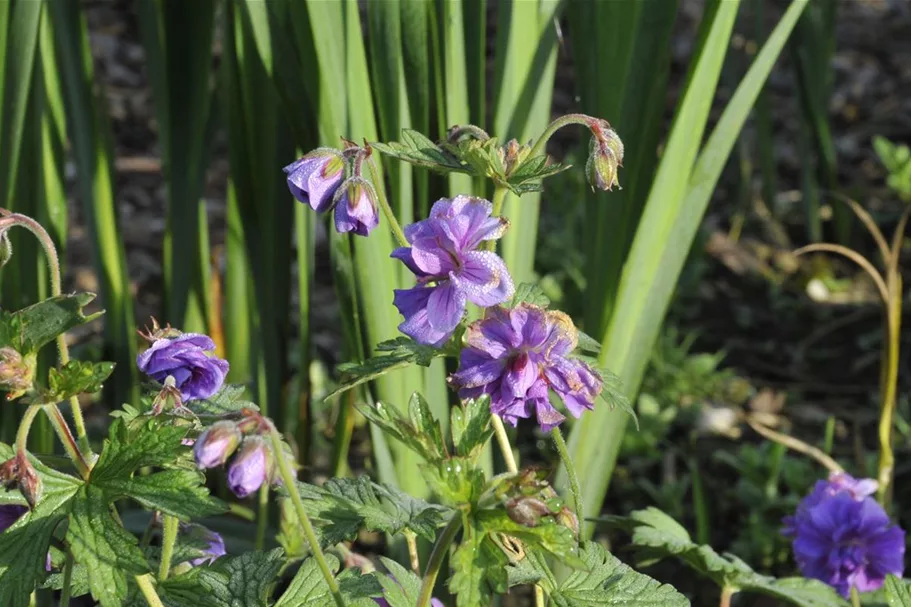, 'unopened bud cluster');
284,143,380,237
0,347,35,400
193,411,286,498
585,119,624,192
